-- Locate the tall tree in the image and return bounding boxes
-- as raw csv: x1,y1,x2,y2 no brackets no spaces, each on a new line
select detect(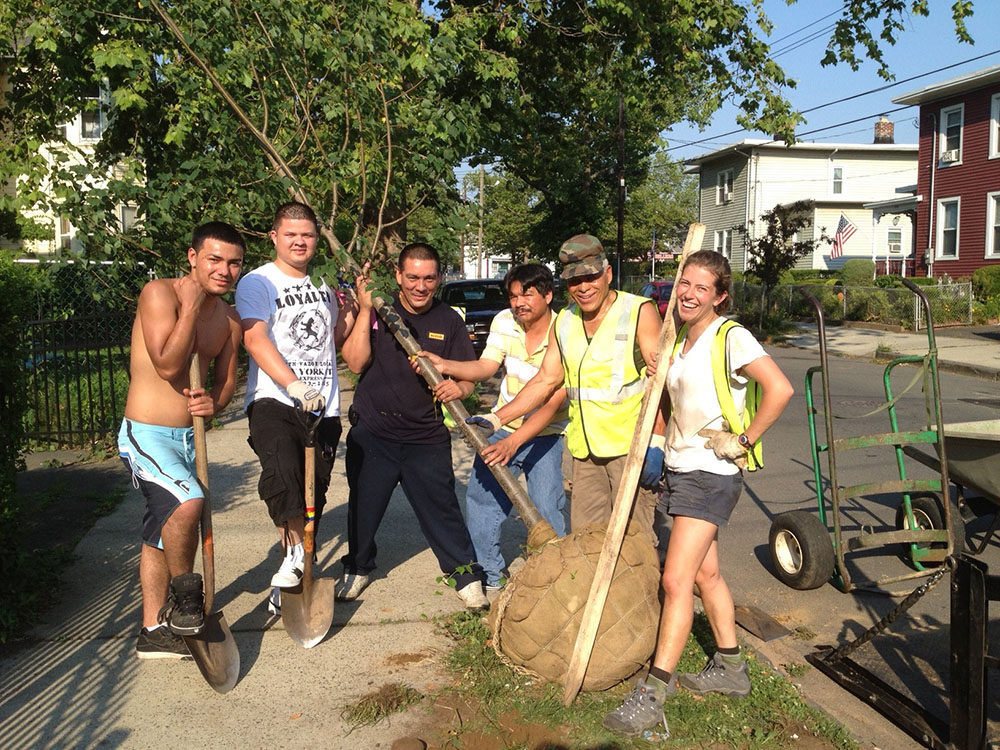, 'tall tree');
0,0,978,279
